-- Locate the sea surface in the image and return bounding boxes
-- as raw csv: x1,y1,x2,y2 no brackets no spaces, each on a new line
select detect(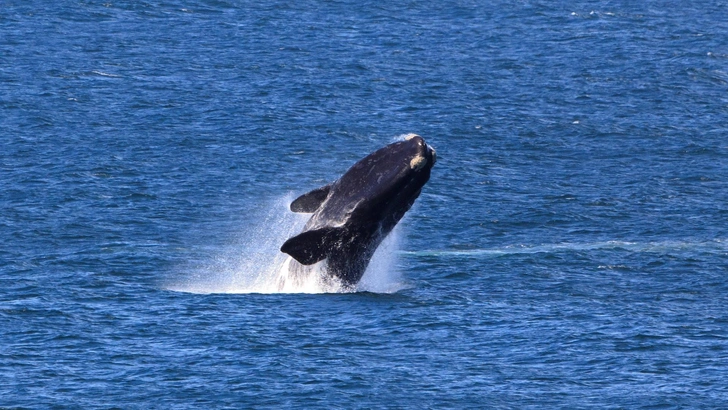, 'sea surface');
2,1,728,408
